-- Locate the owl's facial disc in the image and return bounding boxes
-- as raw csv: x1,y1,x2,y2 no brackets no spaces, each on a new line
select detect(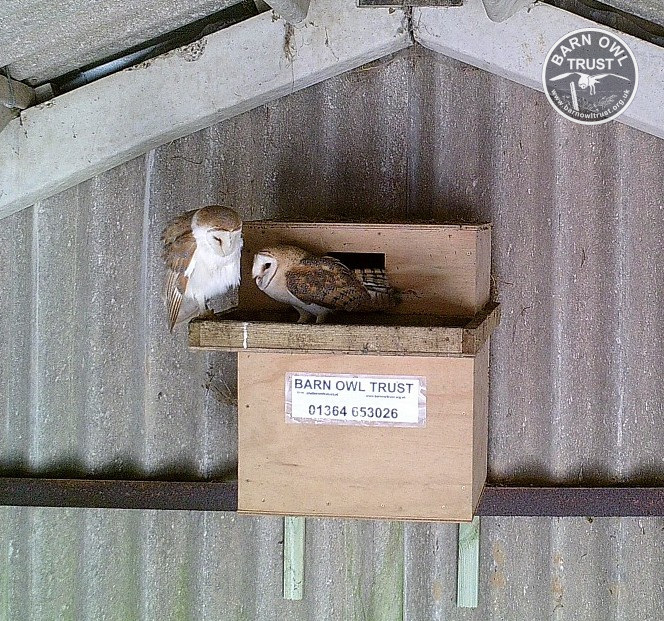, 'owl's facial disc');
252,253,276,290
207,228,241,256
207,229,230,254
